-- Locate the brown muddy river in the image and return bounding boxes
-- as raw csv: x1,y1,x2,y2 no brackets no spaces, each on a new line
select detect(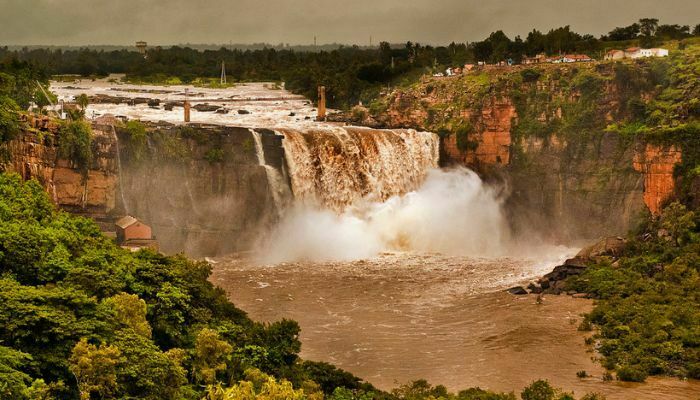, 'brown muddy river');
210,252,700,399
